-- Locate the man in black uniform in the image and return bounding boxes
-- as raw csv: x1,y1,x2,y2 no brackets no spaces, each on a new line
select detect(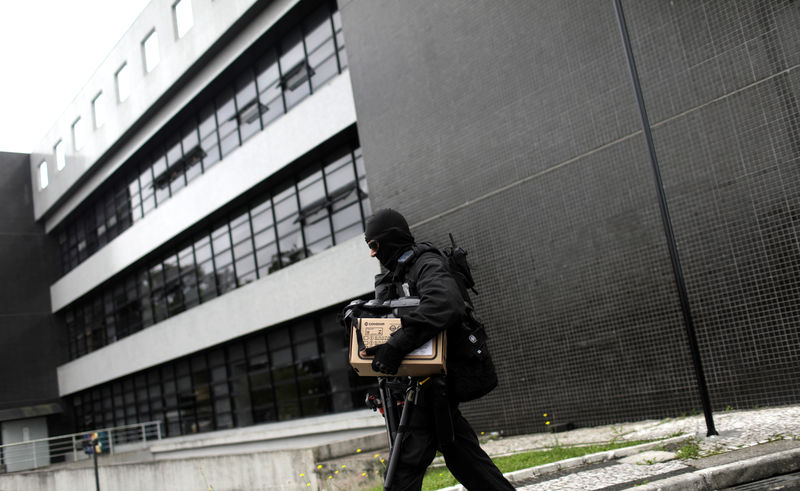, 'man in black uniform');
361,208,514,491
